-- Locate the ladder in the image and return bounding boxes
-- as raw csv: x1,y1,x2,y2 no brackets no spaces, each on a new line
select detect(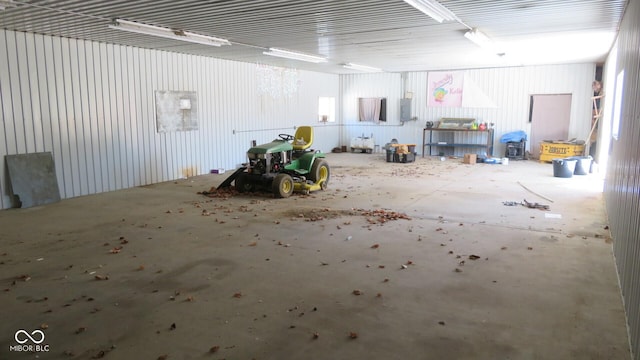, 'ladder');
585,94,604,156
